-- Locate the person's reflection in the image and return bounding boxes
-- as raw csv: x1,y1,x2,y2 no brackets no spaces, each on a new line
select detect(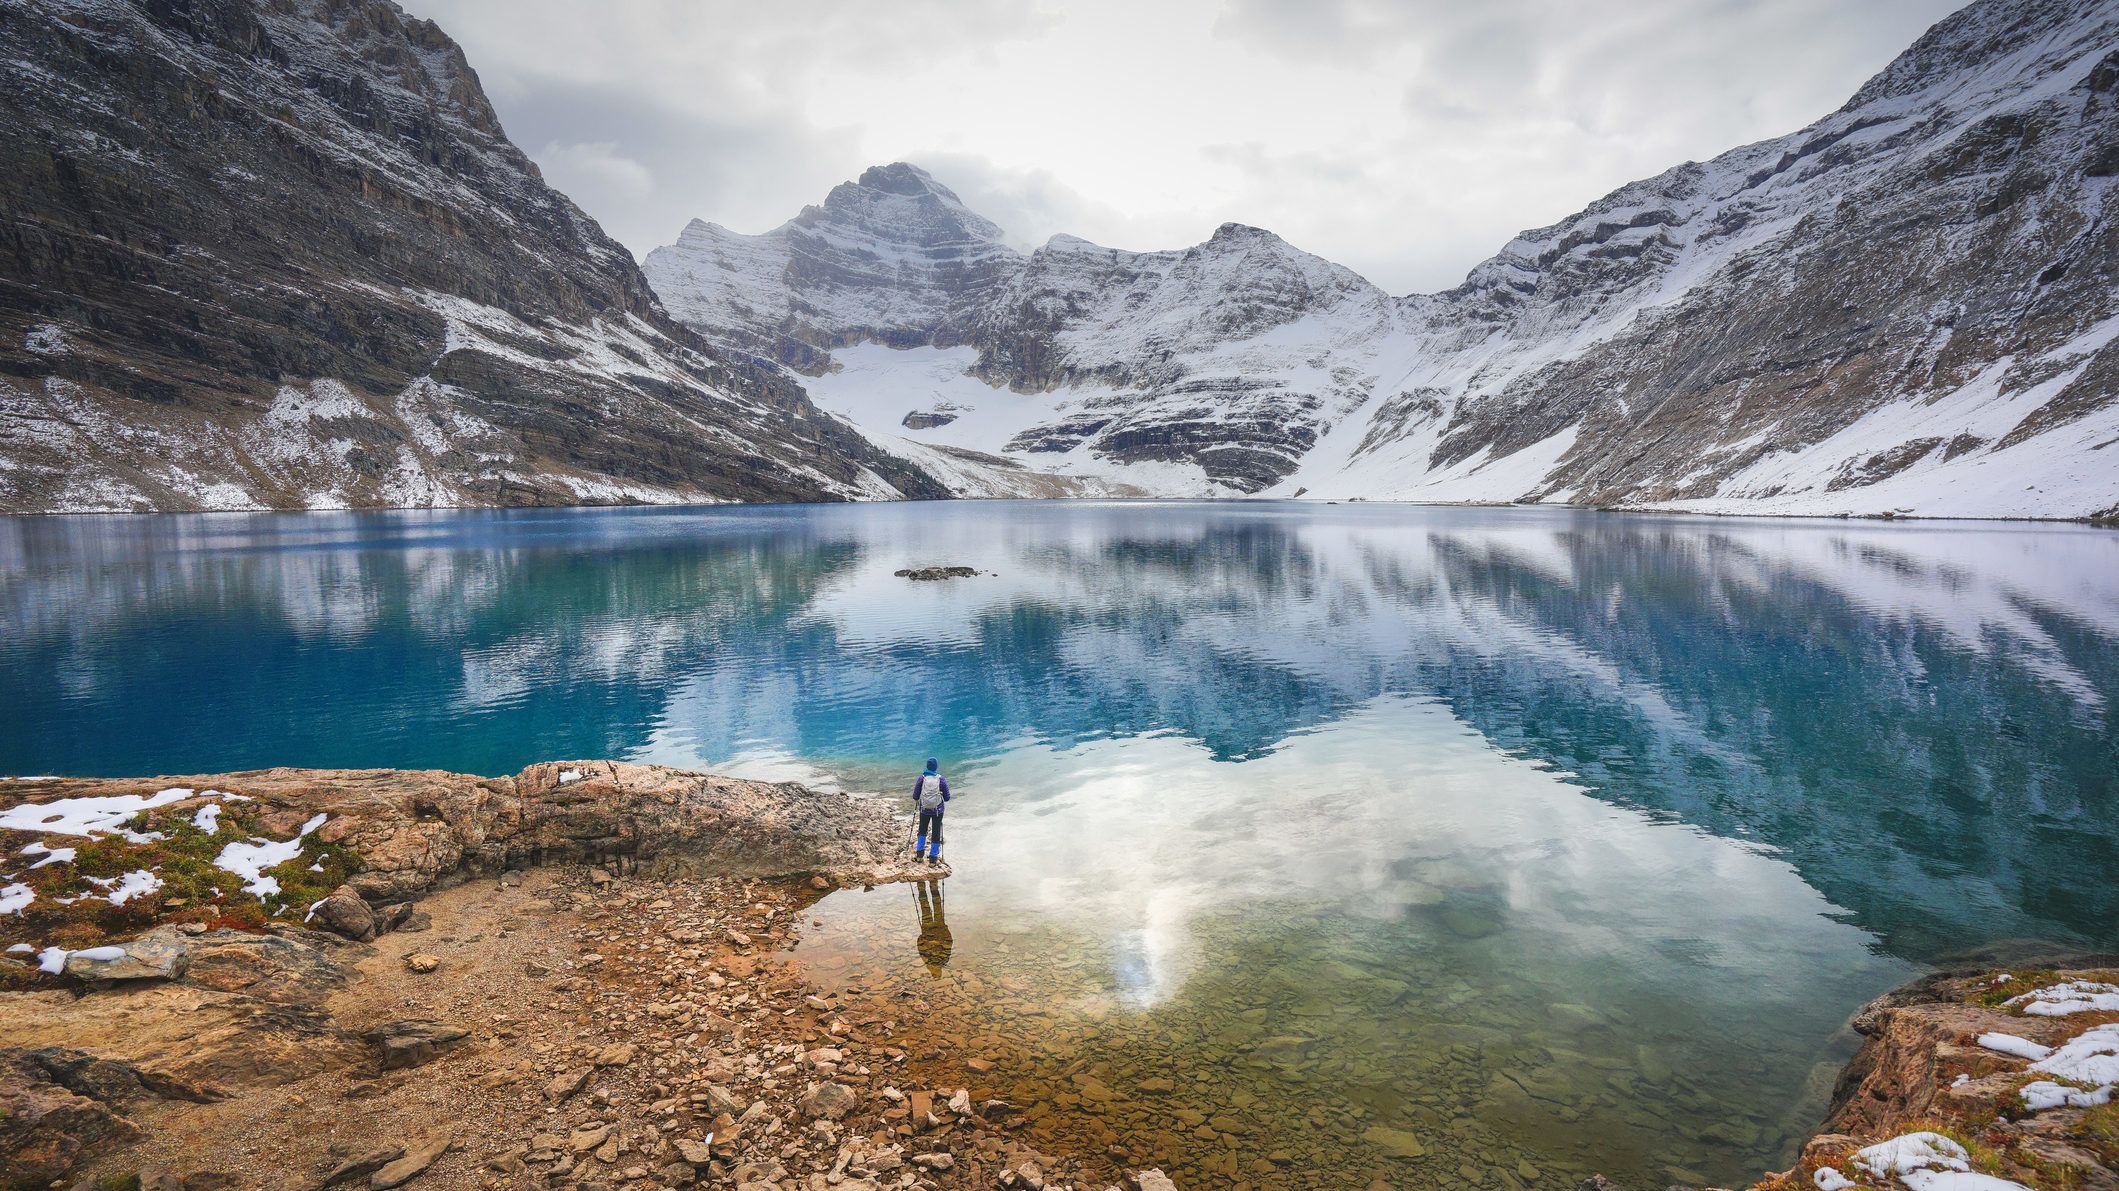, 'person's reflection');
913,878,952,975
